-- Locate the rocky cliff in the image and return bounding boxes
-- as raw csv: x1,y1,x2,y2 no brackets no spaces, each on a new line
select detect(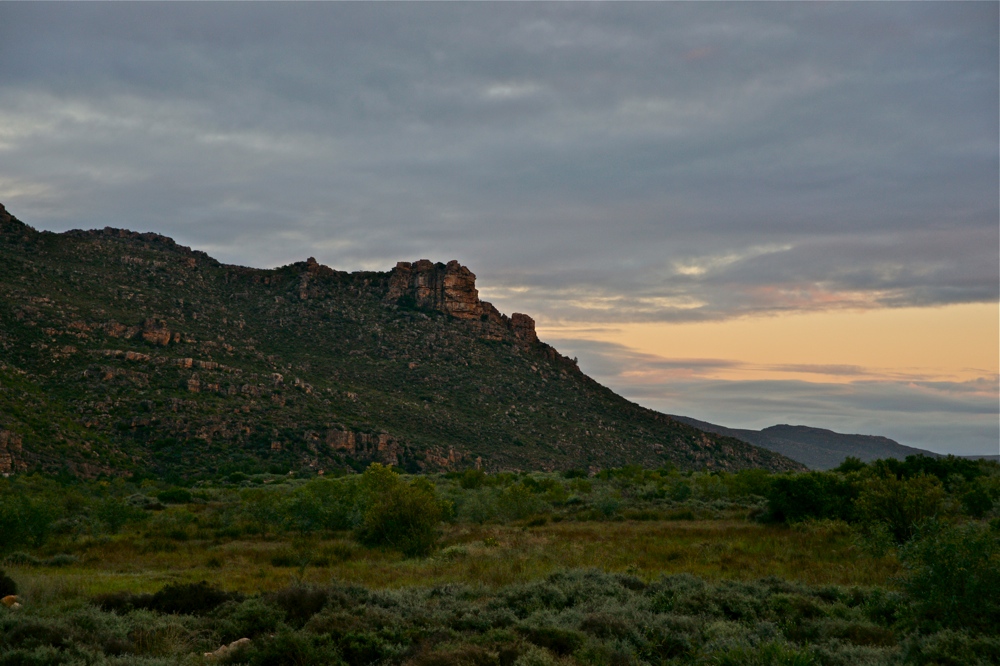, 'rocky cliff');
386,259,538,344
0,203,803,478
